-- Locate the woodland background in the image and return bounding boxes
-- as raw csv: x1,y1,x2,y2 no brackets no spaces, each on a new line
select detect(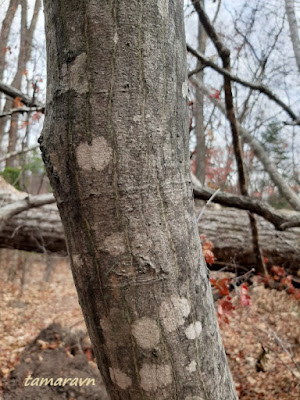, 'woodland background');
0,0,300,398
